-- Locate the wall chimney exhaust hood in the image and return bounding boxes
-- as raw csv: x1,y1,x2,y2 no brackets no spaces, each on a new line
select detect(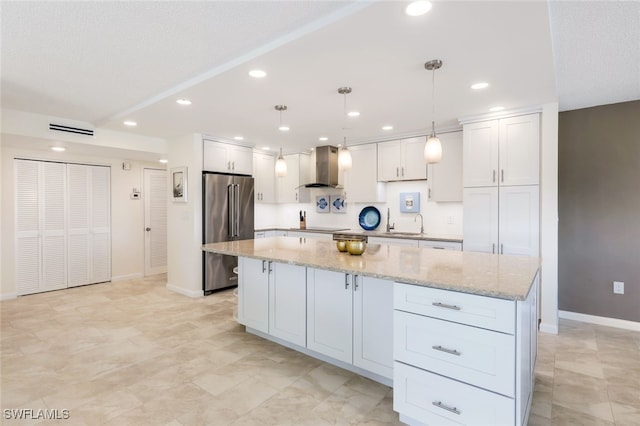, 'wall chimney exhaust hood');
304,145,340,188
